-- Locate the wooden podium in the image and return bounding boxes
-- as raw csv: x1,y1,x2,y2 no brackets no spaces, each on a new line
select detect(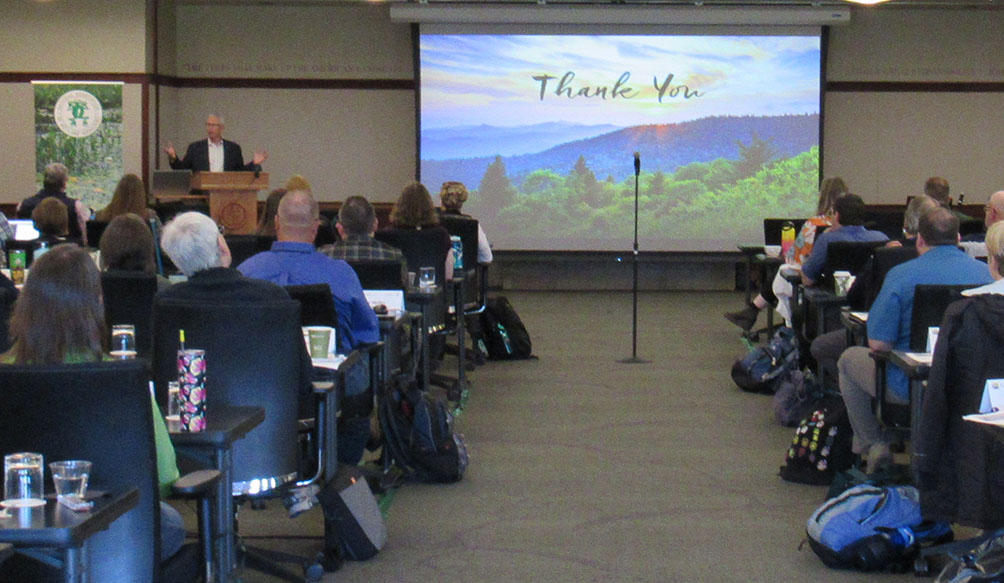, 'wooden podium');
191,171,269,235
